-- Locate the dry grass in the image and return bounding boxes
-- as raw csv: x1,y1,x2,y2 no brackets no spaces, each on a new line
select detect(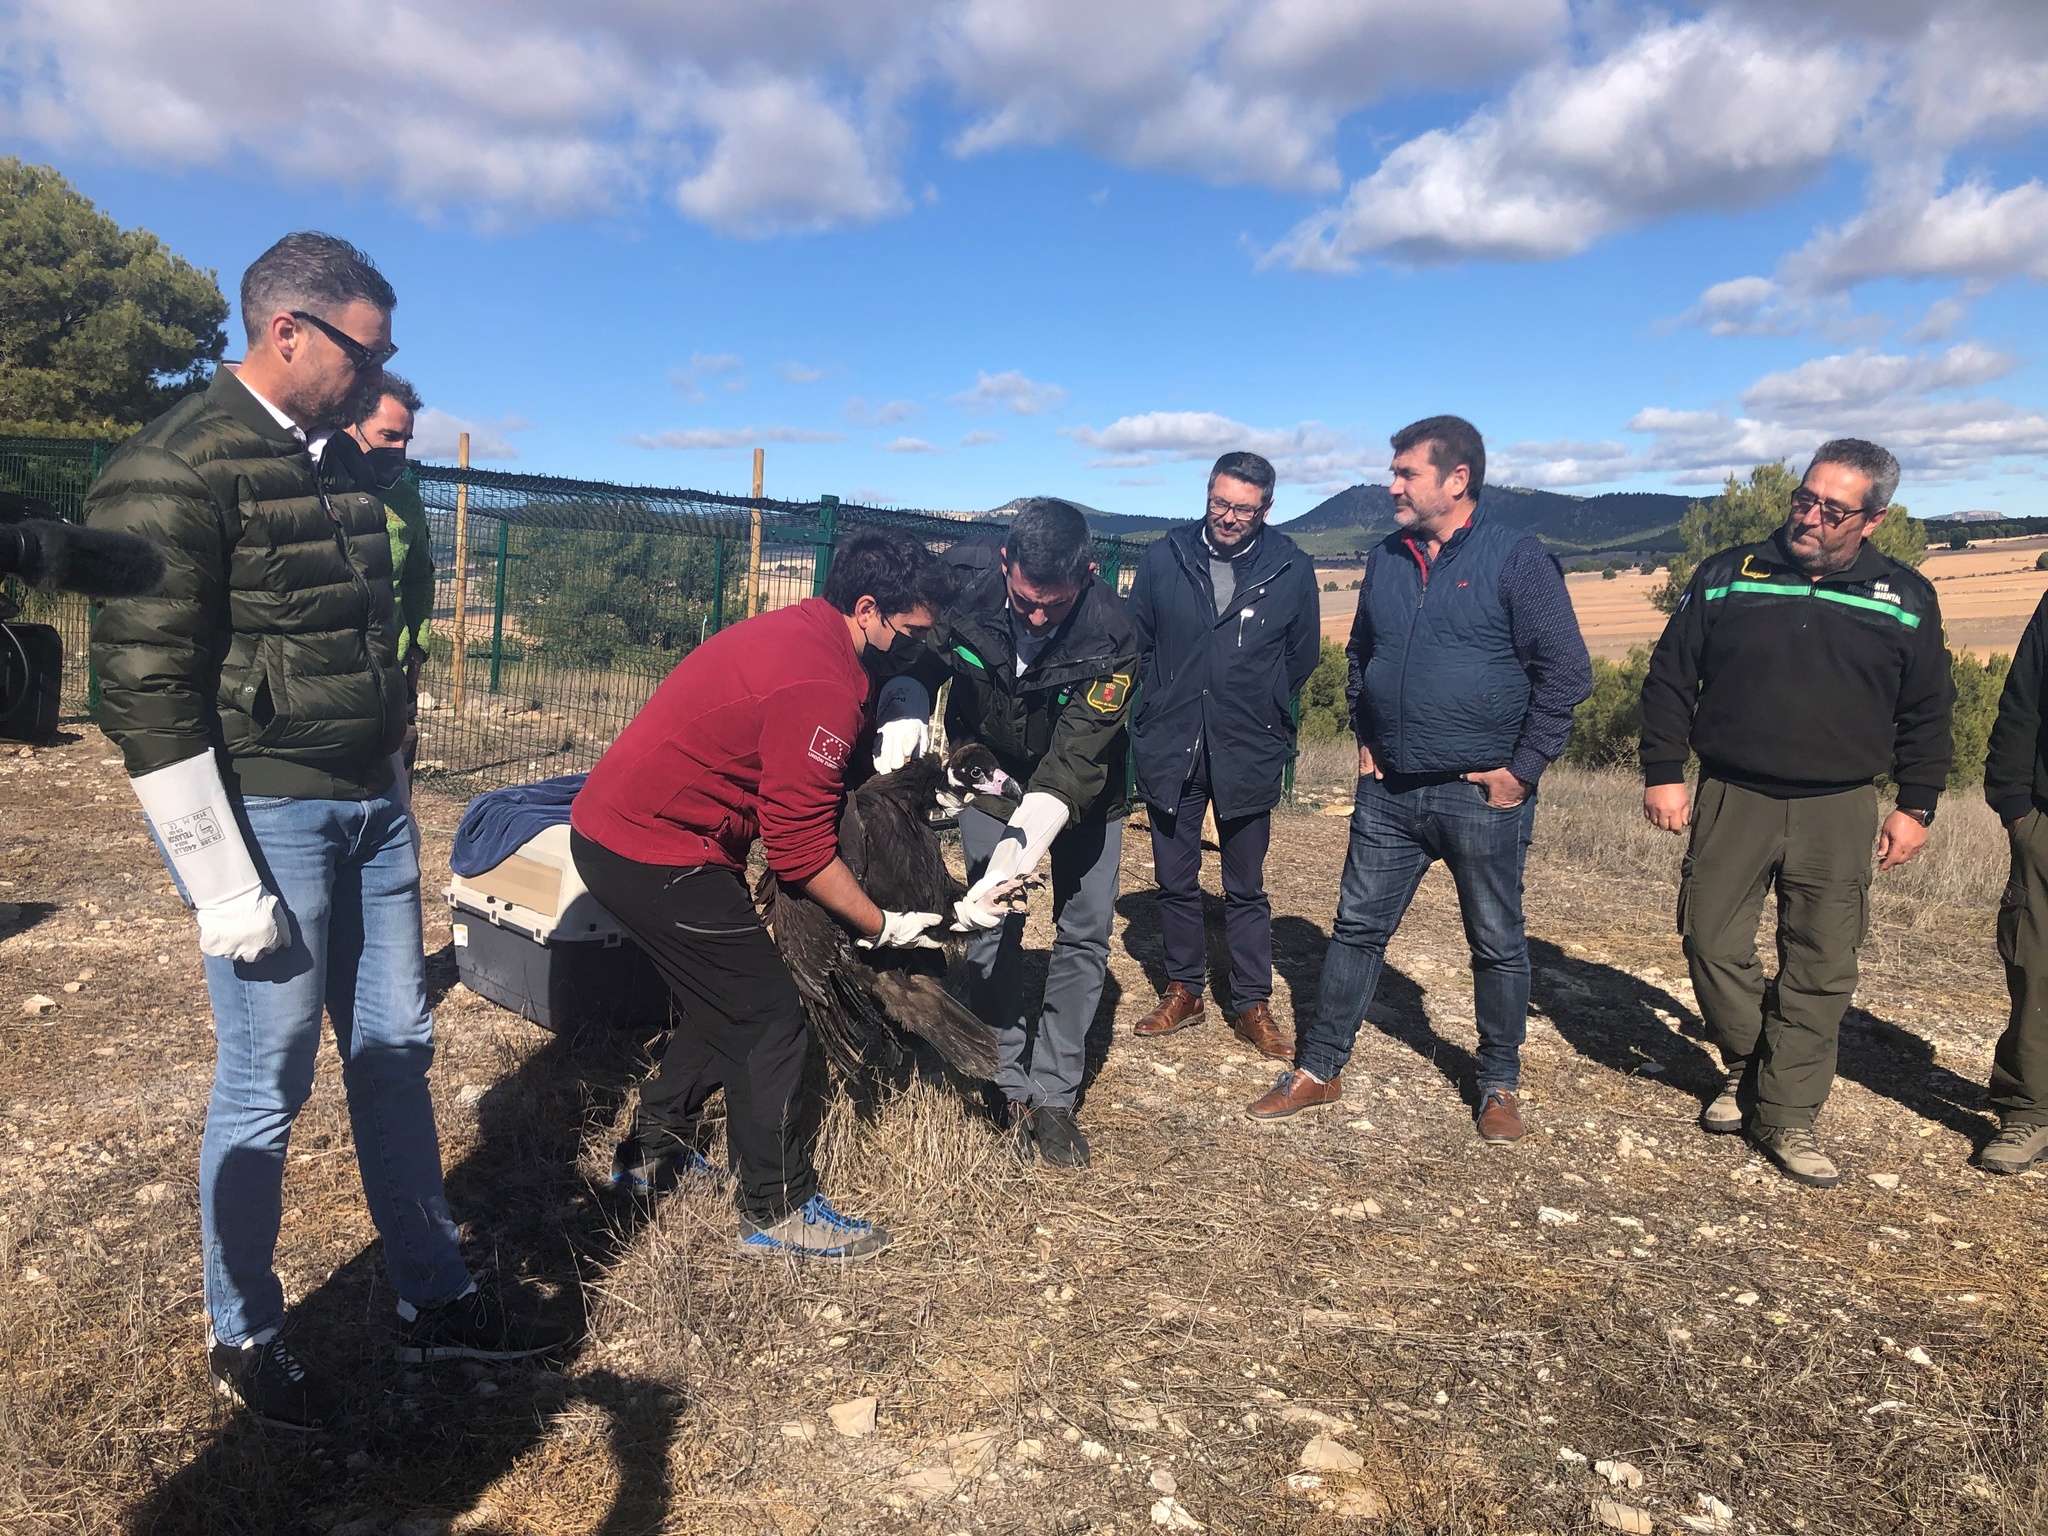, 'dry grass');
4,729,2047,1535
